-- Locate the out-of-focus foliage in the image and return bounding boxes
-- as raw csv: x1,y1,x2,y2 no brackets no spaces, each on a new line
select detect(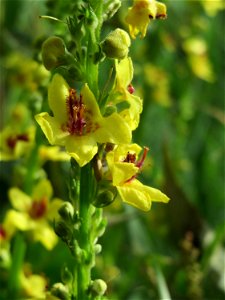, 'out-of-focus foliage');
0,0,224,299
